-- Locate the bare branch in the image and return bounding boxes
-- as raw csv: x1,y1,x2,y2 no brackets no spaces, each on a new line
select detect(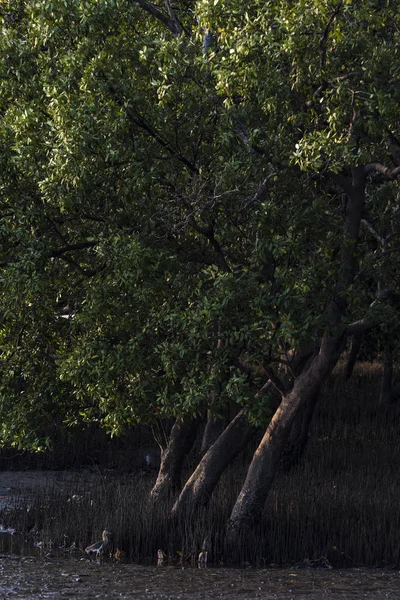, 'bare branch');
346,316,379,335
262,365,289,397
164,0,183,35
361,218,386,246
364,163,400,178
